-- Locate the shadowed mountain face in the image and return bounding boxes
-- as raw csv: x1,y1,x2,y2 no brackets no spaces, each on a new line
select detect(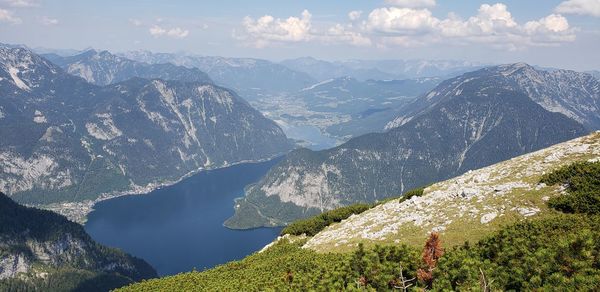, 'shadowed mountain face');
225,63,597,229
0,192,157,291
0,45,291,206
